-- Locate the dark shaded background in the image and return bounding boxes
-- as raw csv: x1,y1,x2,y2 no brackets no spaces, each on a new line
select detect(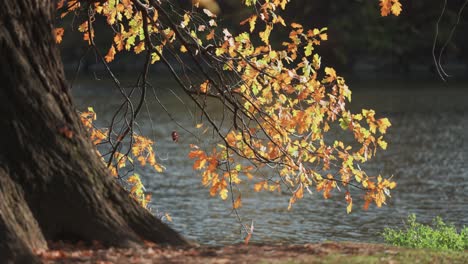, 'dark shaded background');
59,0,468,79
